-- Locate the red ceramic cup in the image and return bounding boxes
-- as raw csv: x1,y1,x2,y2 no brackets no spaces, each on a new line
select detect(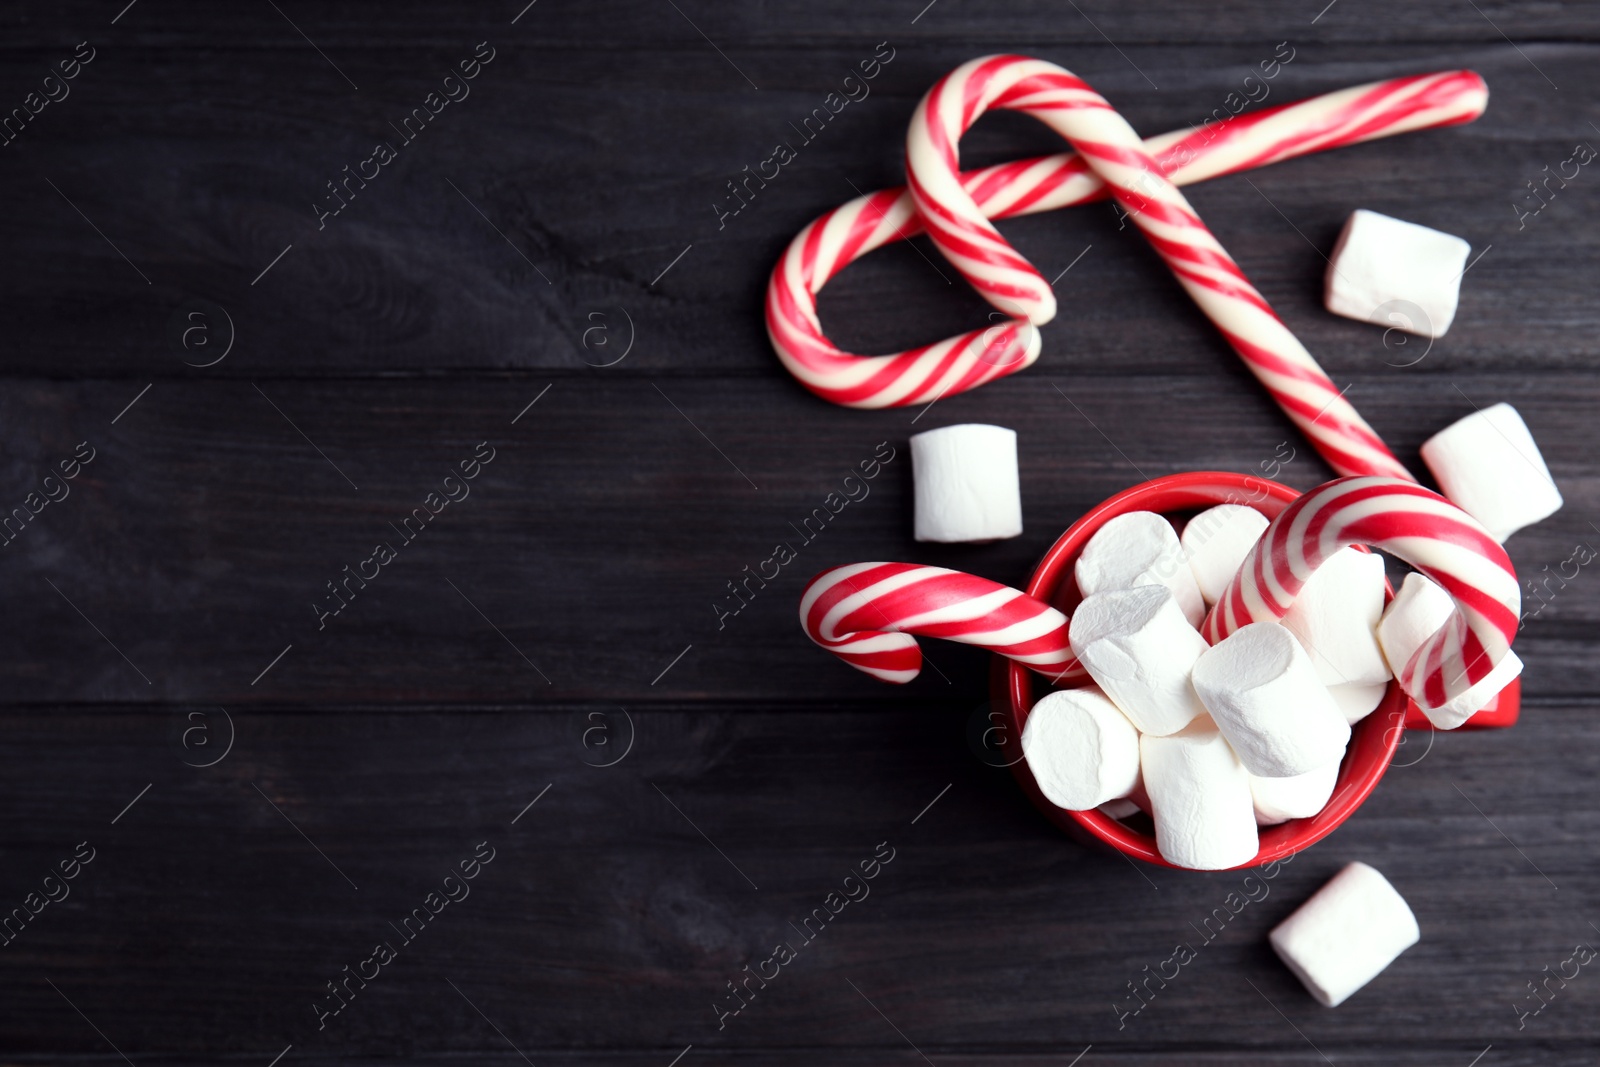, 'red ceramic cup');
994,470,1516,870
